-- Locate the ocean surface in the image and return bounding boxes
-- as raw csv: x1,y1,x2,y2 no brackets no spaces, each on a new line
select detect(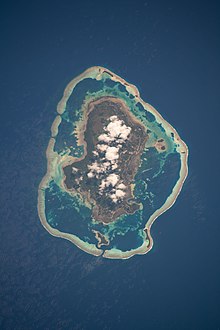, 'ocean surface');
1,0,220,329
